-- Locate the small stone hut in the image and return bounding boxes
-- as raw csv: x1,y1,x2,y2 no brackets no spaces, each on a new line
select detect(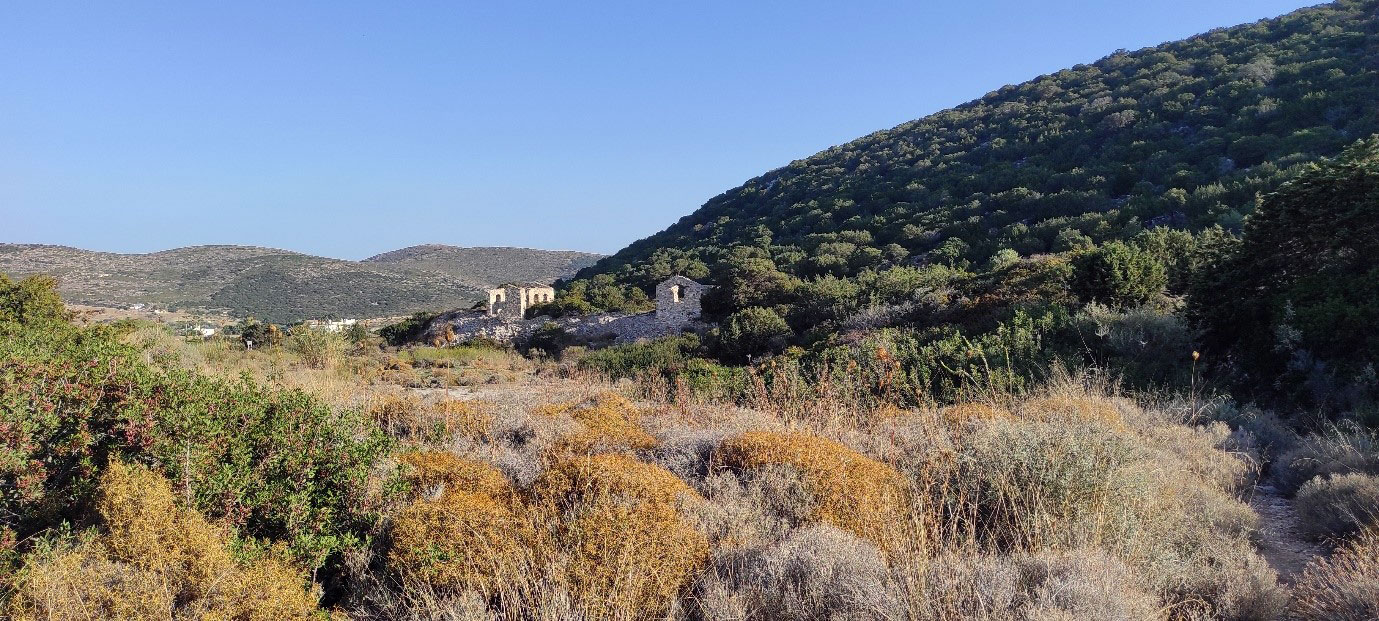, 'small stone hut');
655,275,711,327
